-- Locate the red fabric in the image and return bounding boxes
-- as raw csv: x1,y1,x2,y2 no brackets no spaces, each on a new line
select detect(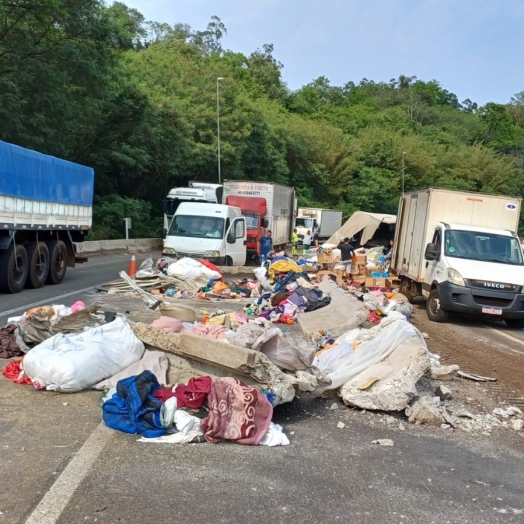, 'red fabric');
197,259,223,278
152,387,177,403
201,377,273,445
368,311,381,324
2,360,33,385
174,376,212,409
